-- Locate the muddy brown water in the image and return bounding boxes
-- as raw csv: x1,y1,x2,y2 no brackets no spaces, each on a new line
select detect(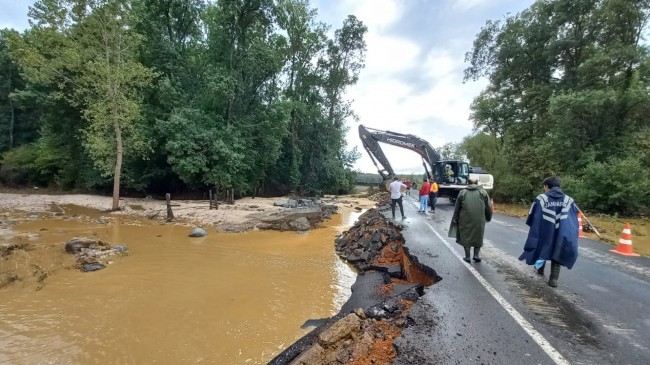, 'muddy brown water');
0,207,361,364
